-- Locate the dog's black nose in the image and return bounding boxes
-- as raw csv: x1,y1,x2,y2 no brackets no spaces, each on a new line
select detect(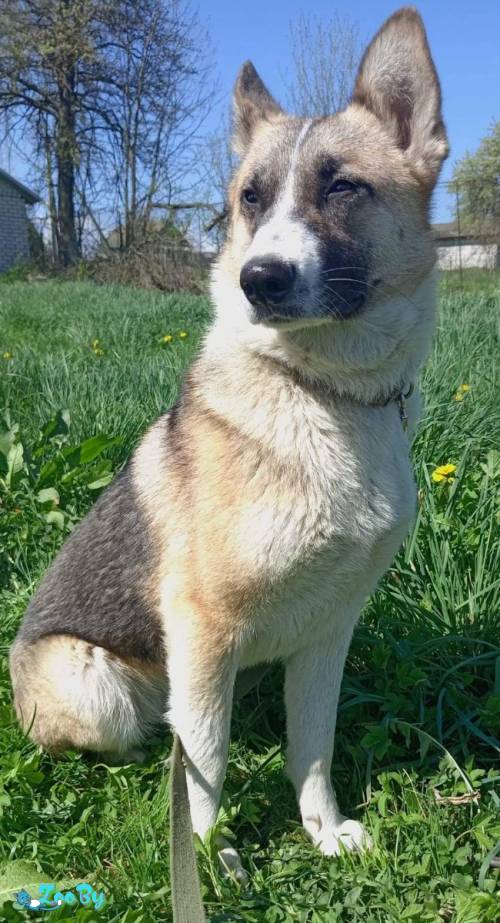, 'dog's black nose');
240,258,296,308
